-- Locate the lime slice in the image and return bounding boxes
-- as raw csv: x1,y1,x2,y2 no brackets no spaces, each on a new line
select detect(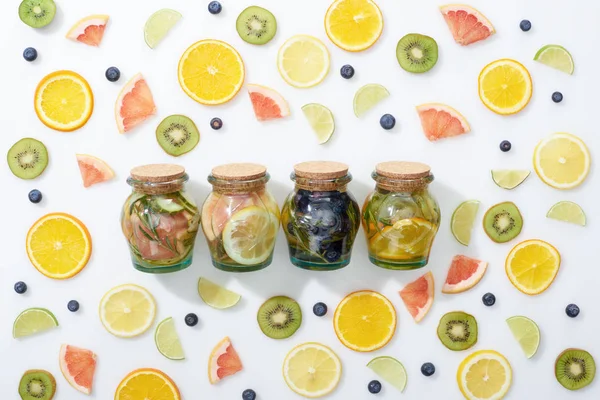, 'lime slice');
451,200,480,246
155,317,185,360
547,201,586,226
491,170,531,190
534,45,574,75
13,308,59,338
301,103,335,144
367,356,407,392
353,84,389,117
198,277,241,309
144,9,182,49
506,316,540,358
